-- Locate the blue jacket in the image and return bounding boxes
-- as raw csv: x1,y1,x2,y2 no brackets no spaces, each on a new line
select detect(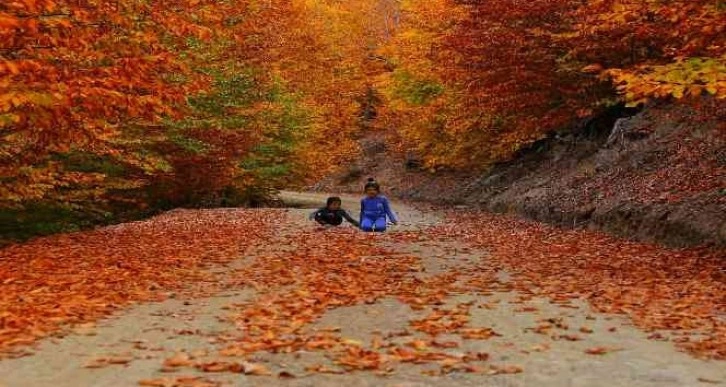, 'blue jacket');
360,195,398,223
